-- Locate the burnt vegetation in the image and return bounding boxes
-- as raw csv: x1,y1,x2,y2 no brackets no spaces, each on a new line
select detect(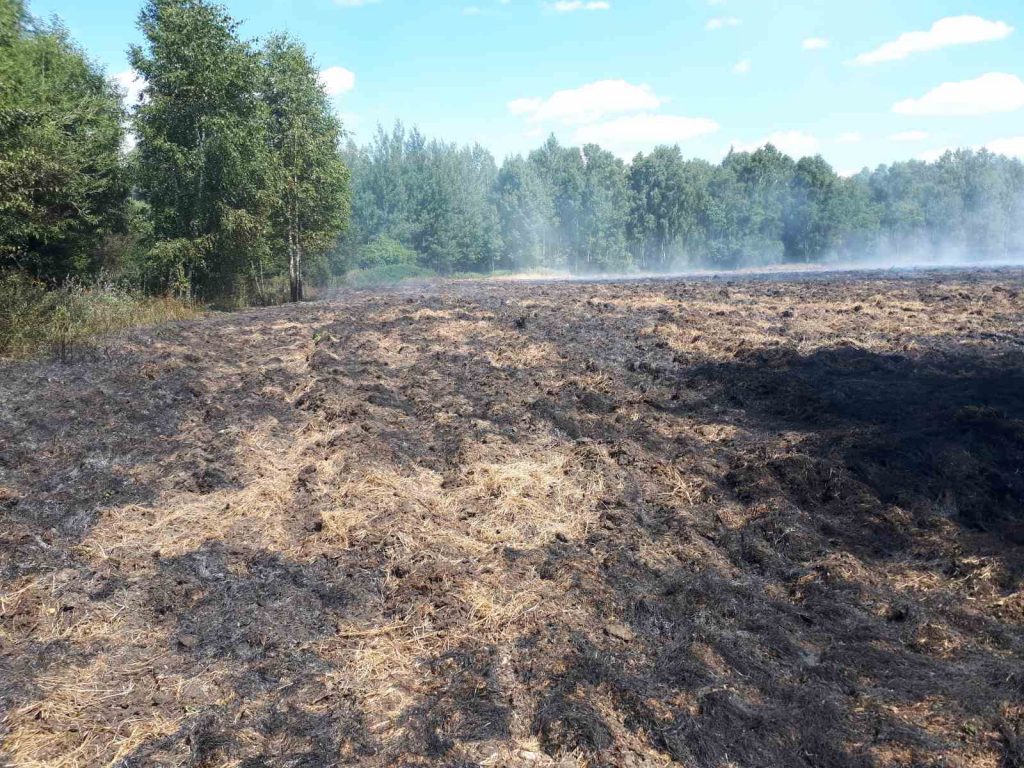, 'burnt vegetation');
1,268,1023,767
